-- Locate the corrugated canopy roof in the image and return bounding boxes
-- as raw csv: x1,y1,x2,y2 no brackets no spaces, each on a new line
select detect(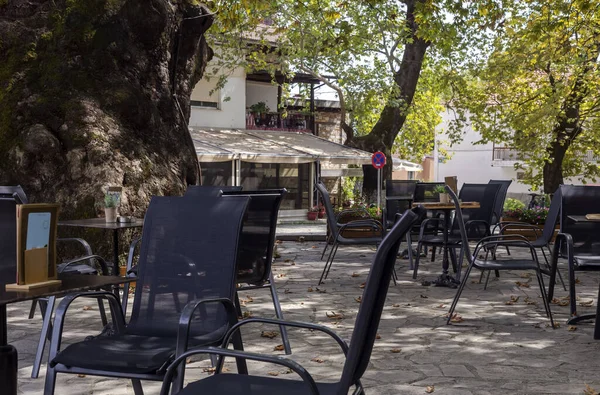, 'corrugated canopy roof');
190,128,373,165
